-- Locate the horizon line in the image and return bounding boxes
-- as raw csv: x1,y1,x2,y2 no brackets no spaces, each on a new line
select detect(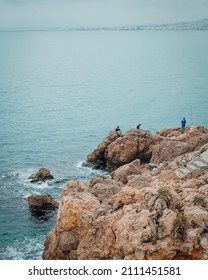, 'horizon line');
0,18,207,32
